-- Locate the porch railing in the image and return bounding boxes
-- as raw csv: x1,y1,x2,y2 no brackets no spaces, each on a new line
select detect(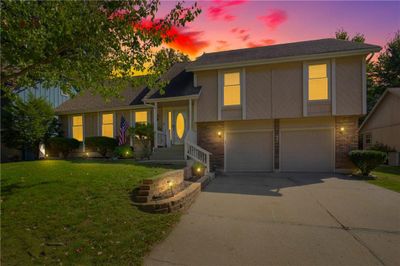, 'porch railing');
184,140,212,173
